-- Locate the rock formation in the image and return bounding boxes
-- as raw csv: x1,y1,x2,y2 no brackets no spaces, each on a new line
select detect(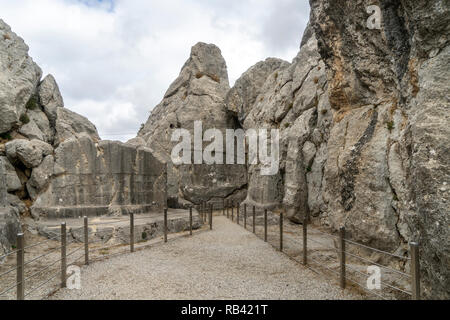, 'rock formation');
131,2,448,299
307,0,449,299
0,19,167,258
135,43,247,208
1,0,448,299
